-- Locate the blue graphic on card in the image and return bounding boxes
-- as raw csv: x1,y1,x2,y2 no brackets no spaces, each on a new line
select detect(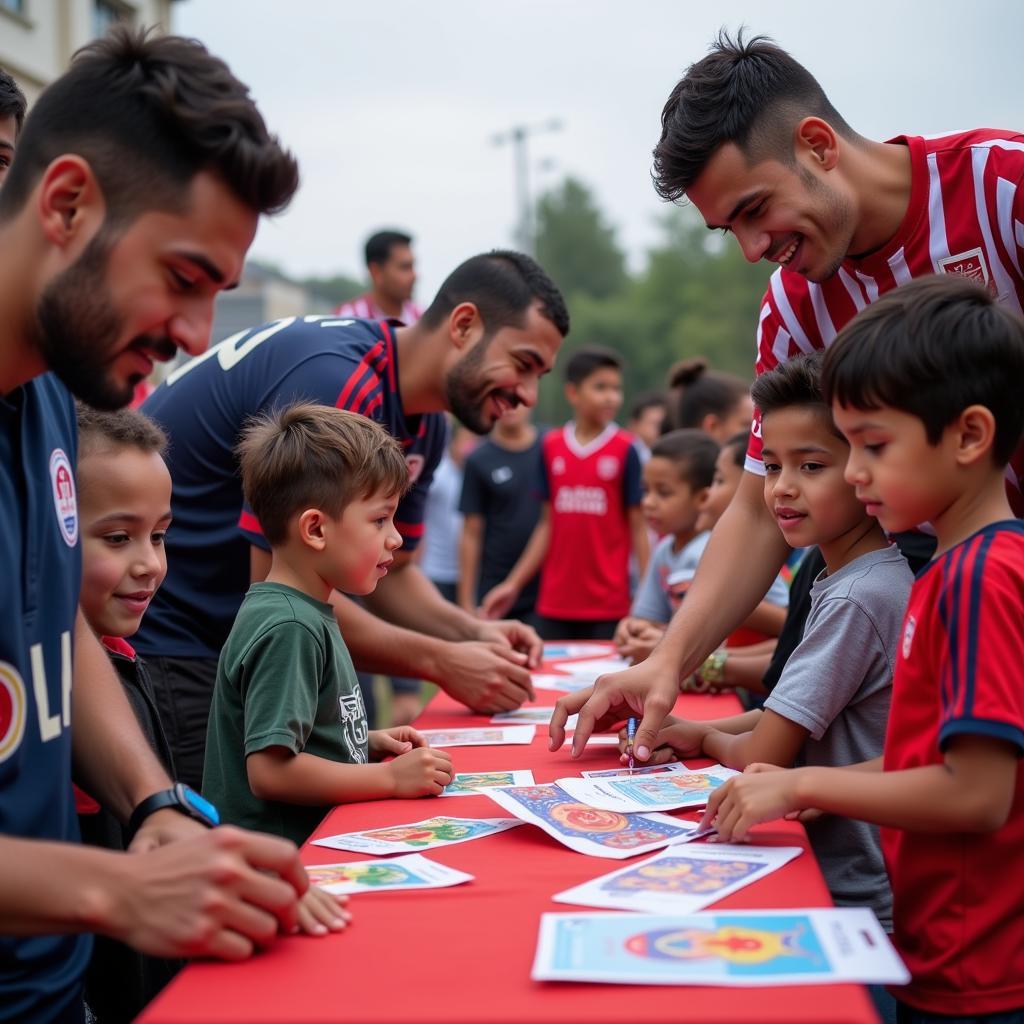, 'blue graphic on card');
606,772,732,807
551,913,830,978
602,856,762,896
502,784,688,849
